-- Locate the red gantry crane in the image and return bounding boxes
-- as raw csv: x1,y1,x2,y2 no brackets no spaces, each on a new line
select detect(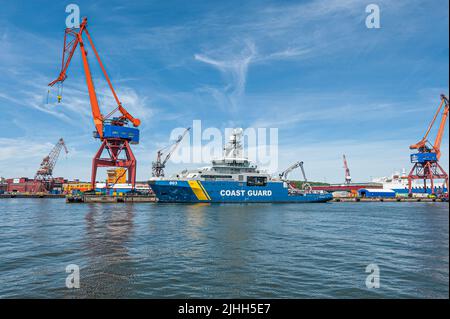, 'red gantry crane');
49,17,141,189
408,94,449,196
34,138,68,192
152,128,191,178
343,154,351,185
